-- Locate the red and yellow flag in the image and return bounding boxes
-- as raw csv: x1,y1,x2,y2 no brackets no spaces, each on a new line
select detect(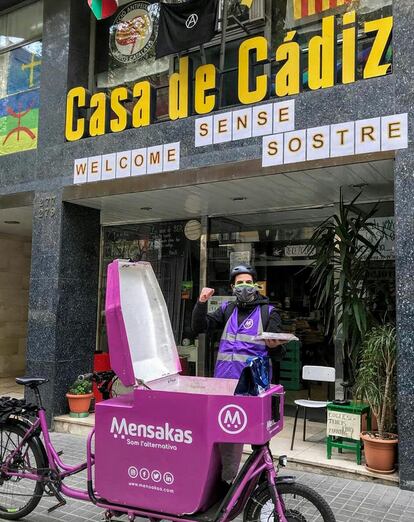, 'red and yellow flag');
88,0,118,20
293,0,352,20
